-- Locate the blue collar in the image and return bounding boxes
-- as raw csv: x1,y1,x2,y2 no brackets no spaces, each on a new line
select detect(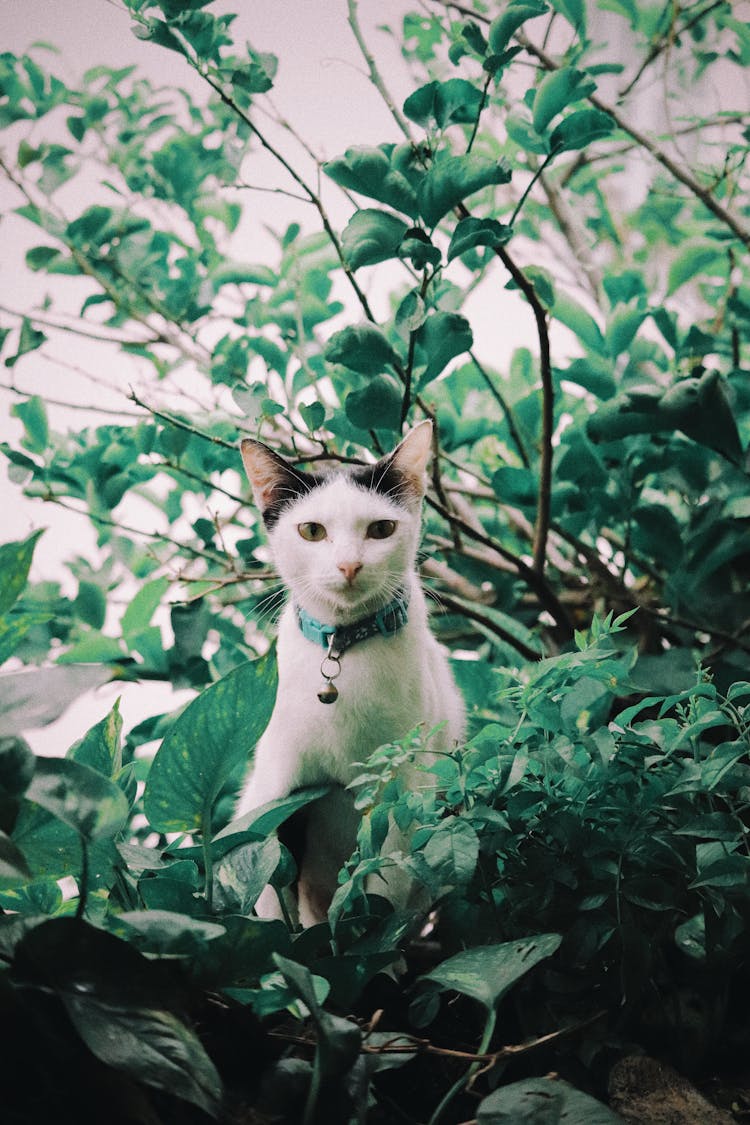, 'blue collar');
295,590,410,654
